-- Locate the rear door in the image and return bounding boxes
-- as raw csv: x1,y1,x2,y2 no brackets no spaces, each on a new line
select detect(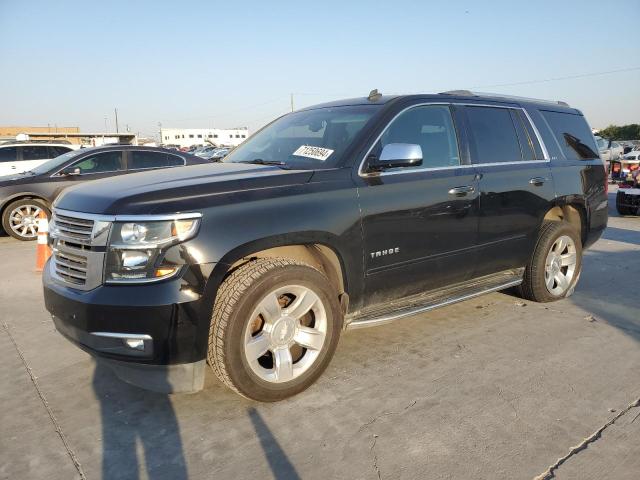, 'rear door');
17,145,52,172
357,103,480,307
0,146,18,175
462,104,555,277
